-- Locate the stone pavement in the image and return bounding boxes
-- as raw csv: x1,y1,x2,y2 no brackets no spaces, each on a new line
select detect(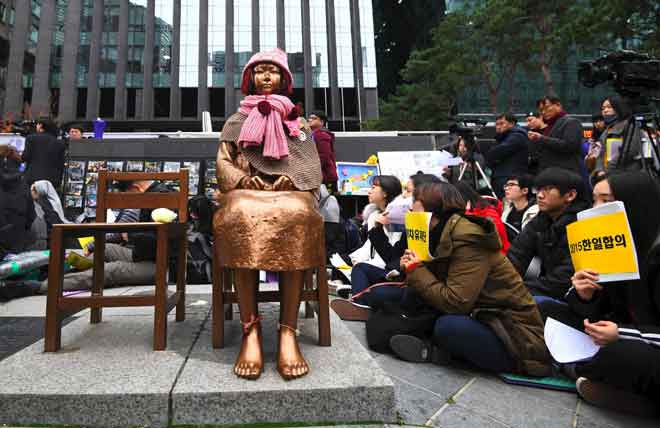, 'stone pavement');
1,283,659,428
